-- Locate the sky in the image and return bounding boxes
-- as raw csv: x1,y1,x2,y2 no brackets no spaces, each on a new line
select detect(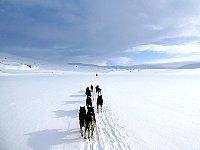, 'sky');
0,0,200,65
